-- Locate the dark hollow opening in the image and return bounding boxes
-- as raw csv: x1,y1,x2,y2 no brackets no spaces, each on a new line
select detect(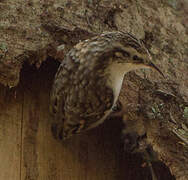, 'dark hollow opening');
13,57,175,180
